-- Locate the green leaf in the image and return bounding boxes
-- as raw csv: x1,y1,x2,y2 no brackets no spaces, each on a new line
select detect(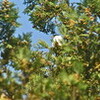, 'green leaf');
6,44,13,49
59,24,67,35
72,60,84,73
80,34,89,37
38,40,49,49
